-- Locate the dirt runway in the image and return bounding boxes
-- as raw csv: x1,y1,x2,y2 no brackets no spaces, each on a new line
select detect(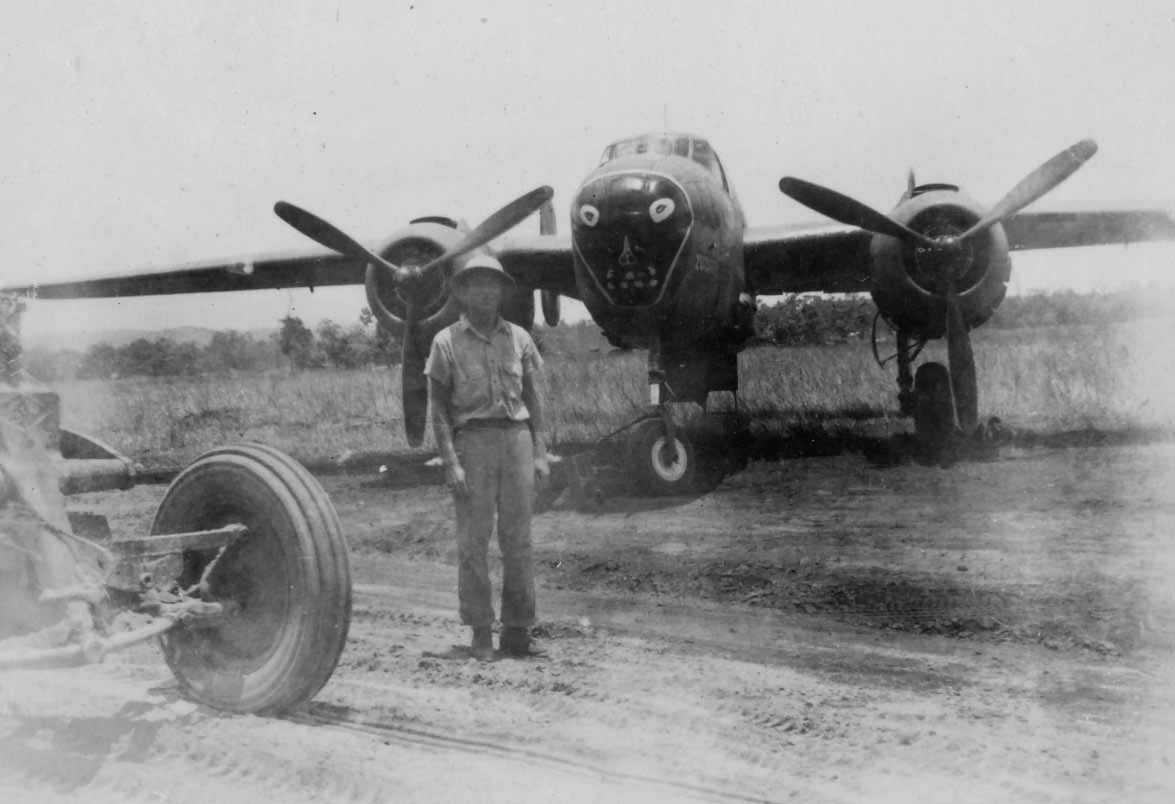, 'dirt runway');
2,441,1174,802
